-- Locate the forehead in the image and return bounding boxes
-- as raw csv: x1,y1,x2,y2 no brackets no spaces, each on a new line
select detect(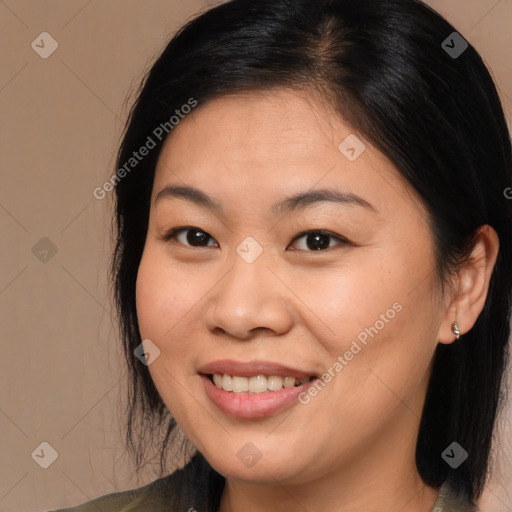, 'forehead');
157,89,349,169
152,88,425,222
